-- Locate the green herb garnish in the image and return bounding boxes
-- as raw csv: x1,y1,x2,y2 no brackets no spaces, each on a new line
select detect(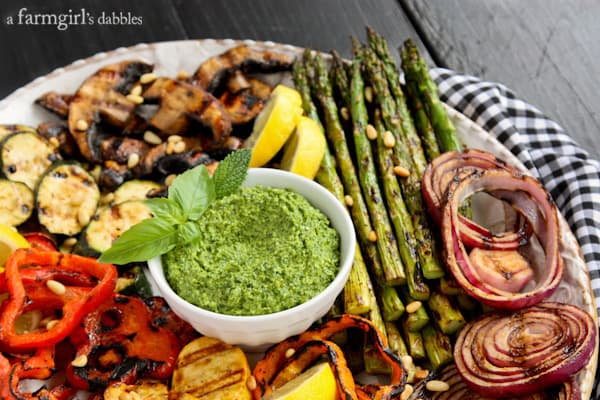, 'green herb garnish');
98,149,251,264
